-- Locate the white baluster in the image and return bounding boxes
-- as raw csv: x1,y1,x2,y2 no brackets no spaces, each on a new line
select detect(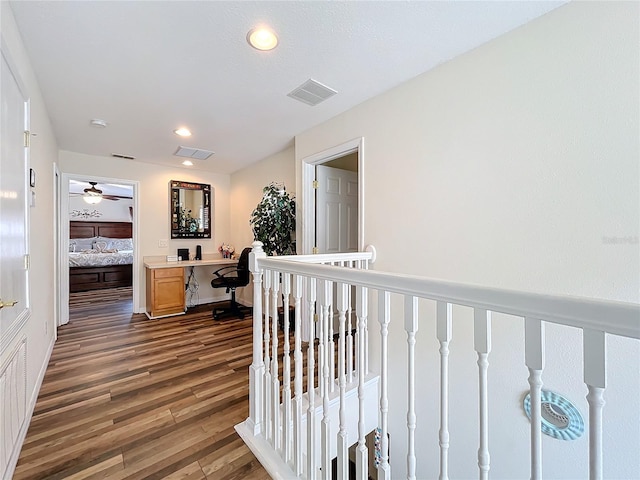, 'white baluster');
474,308,492,480
293,275,304,476
337,282,349,480
356,286,369,480
354,319,360,384
525,318,545,480
271,270,281,453
363,260,370,376
321,280,333,479
307,277,318,479
405,295,418,480
347,284,354,385
318,280,325,401
329,288,336,394
437,302,452,480
263,269,272,443
282,273,292,463
377,291,391,480
247,243,265,435
584,329,606,480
